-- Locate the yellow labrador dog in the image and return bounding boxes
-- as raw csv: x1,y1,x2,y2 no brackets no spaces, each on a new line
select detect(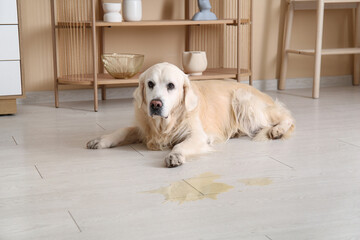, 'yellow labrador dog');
87,63,295,167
